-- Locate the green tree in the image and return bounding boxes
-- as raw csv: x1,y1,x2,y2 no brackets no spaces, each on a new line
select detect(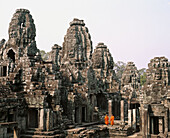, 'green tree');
114,61,126,82
40,50,50,60
139,68,146,86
